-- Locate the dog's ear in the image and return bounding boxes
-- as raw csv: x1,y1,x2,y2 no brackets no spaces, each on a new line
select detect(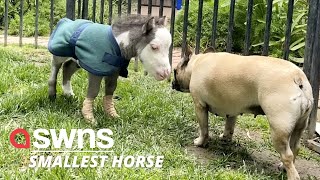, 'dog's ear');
182,45,193,67
204,46,215,53
185,45,193,59
142,17,155,34
155,16,167,26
